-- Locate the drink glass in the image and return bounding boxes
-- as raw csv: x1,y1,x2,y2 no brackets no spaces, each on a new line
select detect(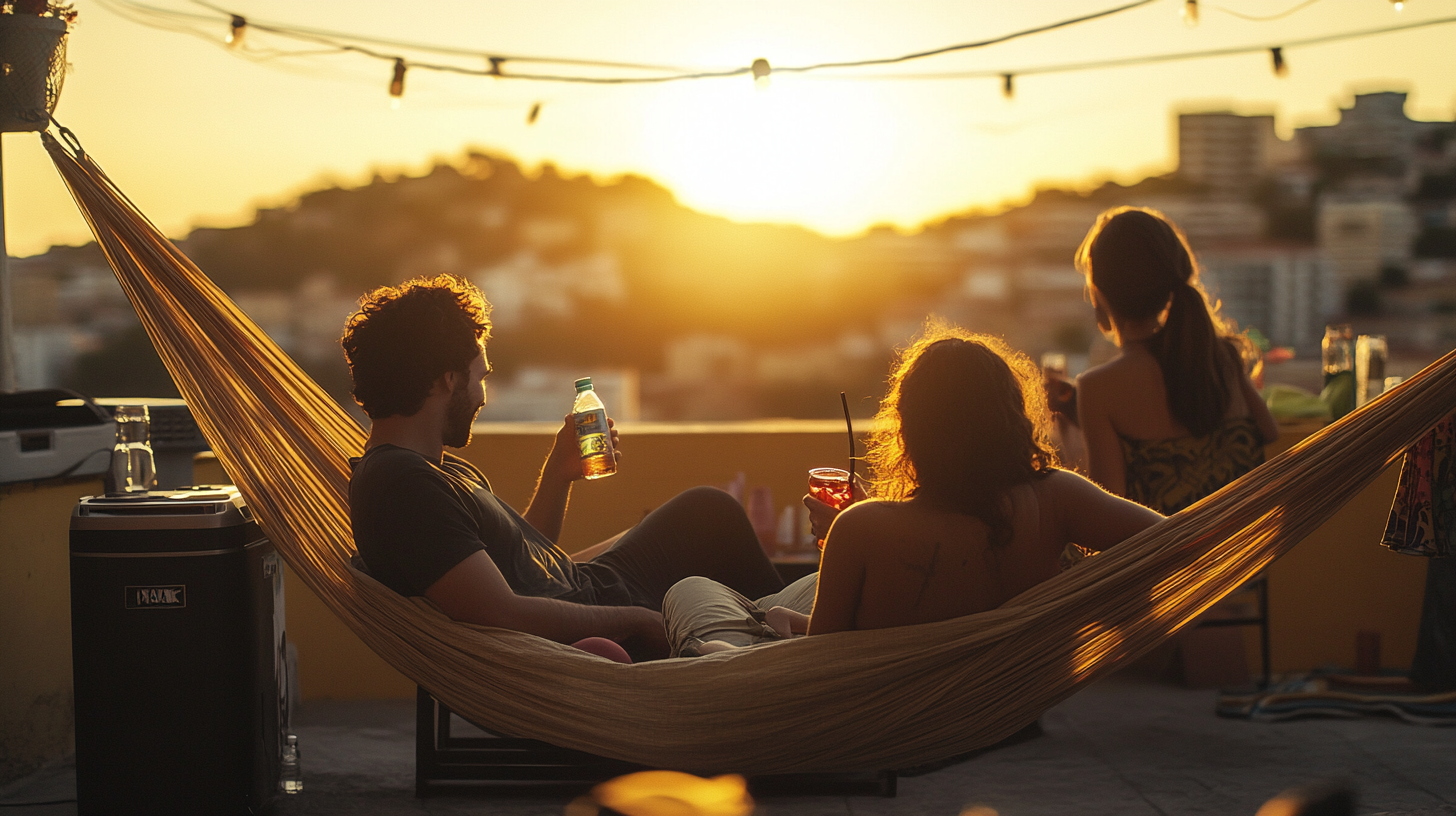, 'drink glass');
808,468,853,551
1355,335,1388,407
808,468,853,511
109,405,156,495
